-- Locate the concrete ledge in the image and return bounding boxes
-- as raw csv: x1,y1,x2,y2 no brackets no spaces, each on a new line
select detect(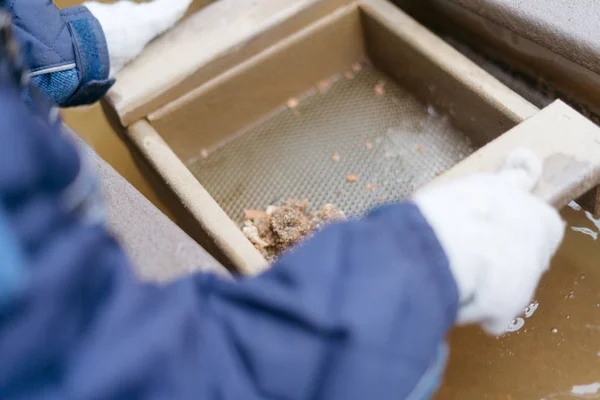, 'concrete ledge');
393,0,600,119
450,0,600,76
67,128,229,282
